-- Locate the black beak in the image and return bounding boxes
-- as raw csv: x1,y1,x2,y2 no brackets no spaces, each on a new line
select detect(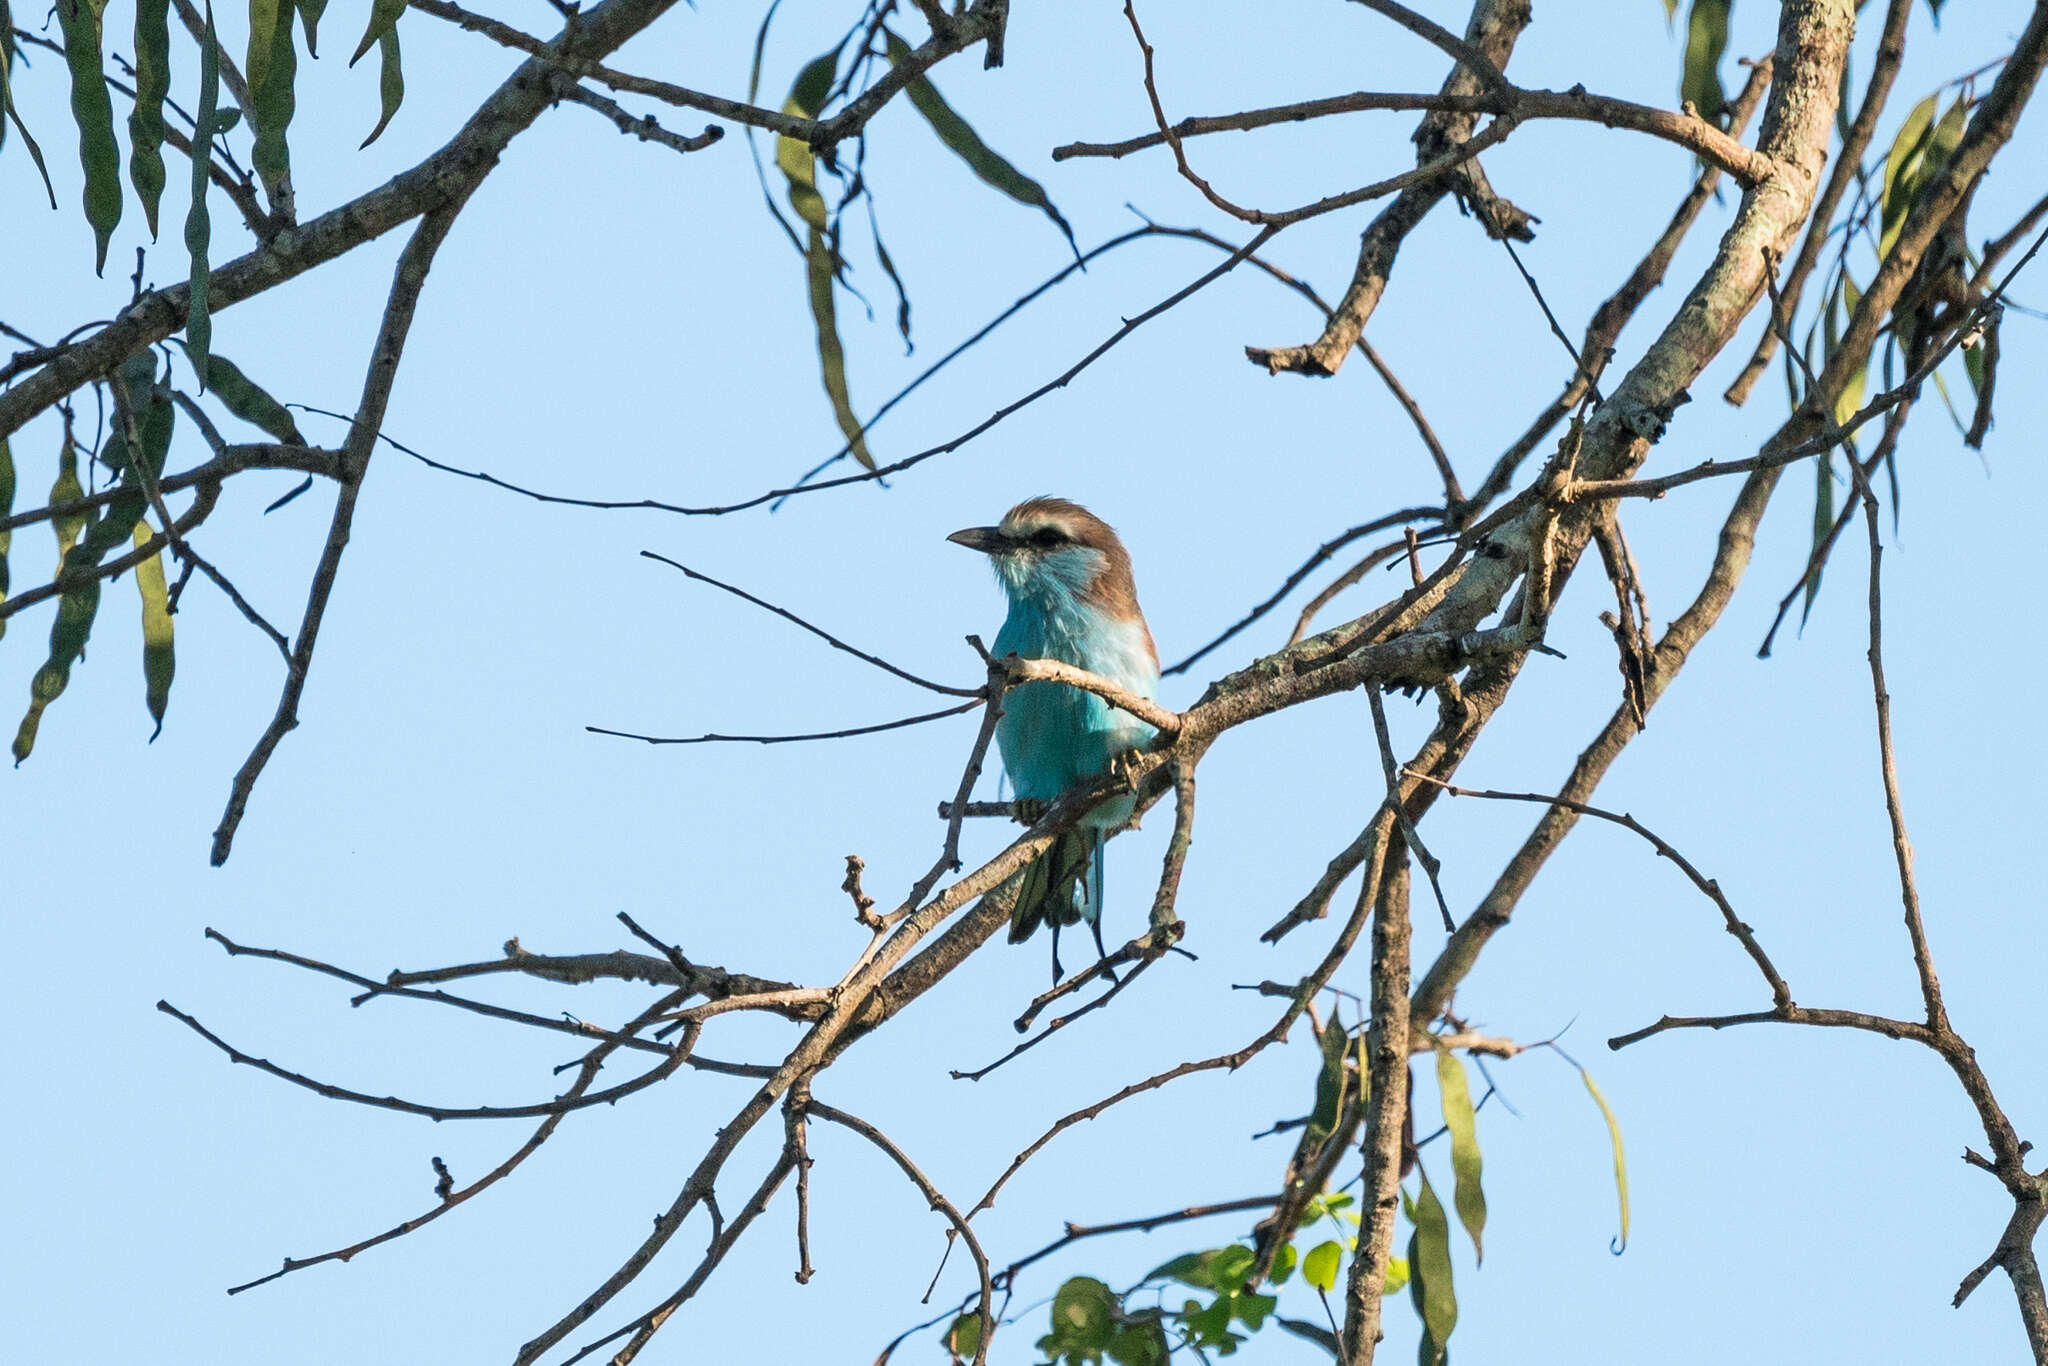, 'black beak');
947,526,1005,554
